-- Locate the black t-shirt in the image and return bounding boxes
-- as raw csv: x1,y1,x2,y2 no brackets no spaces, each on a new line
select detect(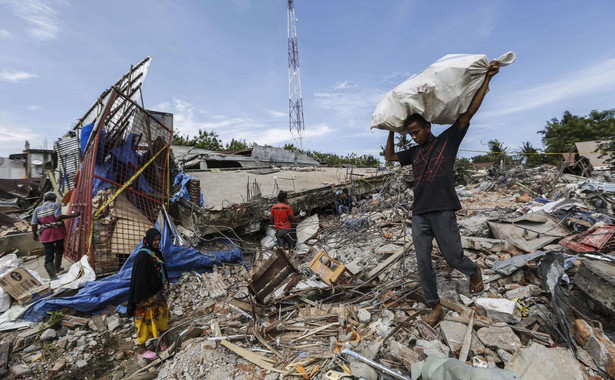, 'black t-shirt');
397,121,467,215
